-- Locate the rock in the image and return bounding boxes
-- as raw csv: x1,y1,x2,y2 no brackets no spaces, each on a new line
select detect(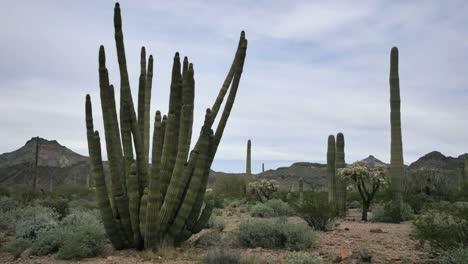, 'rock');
344,227,350,231
333,256,343,262
340,250,352,259
369,228,384,233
